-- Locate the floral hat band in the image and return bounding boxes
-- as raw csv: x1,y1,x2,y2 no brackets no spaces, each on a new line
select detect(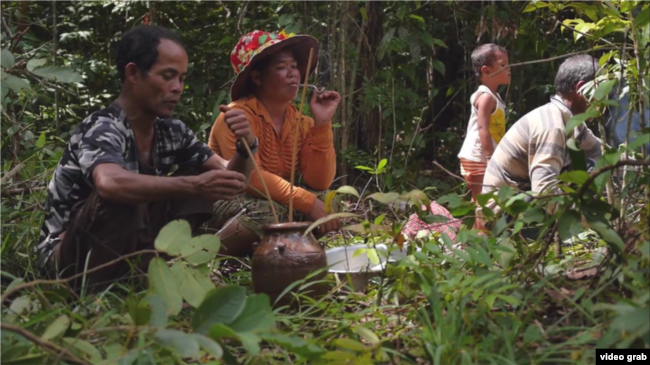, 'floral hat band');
229,29,319,101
